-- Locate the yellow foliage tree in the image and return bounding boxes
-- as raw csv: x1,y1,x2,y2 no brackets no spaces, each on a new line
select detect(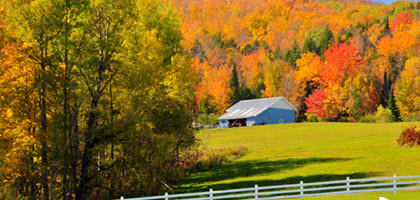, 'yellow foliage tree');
295,52,323,86
240,52,264,92
395,57,420,117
